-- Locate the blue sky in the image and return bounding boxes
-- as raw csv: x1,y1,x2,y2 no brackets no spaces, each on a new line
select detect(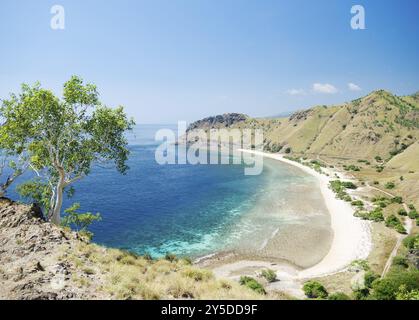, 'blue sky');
0,0,418,123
